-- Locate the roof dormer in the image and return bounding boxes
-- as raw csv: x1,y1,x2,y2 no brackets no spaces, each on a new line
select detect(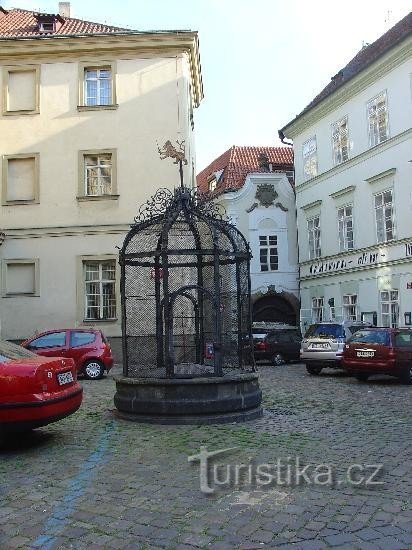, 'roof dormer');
34,12,64,34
